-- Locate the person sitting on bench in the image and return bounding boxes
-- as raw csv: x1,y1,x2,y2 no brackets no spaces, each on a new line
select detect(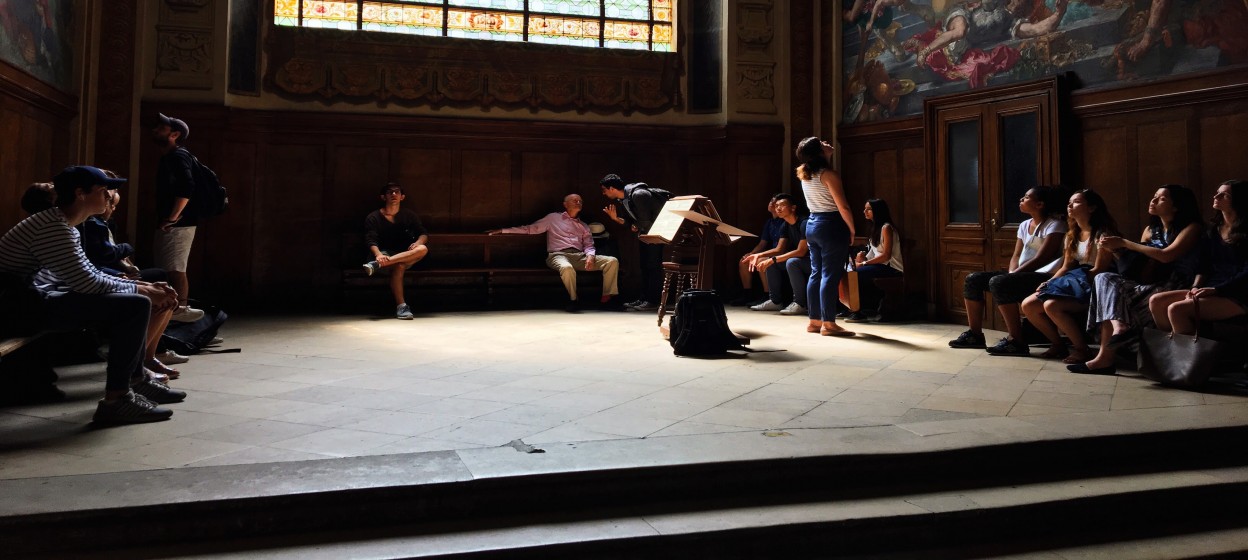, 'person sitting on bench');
843,198,904,323
488,194,619,312
0,166,186,425
362,182,429,320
